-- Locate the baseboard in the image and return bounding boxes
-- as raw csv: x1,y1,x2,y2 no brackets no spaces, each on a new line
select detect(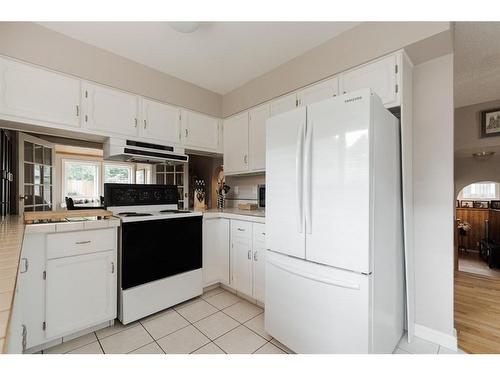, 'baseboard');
414,324,457,351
